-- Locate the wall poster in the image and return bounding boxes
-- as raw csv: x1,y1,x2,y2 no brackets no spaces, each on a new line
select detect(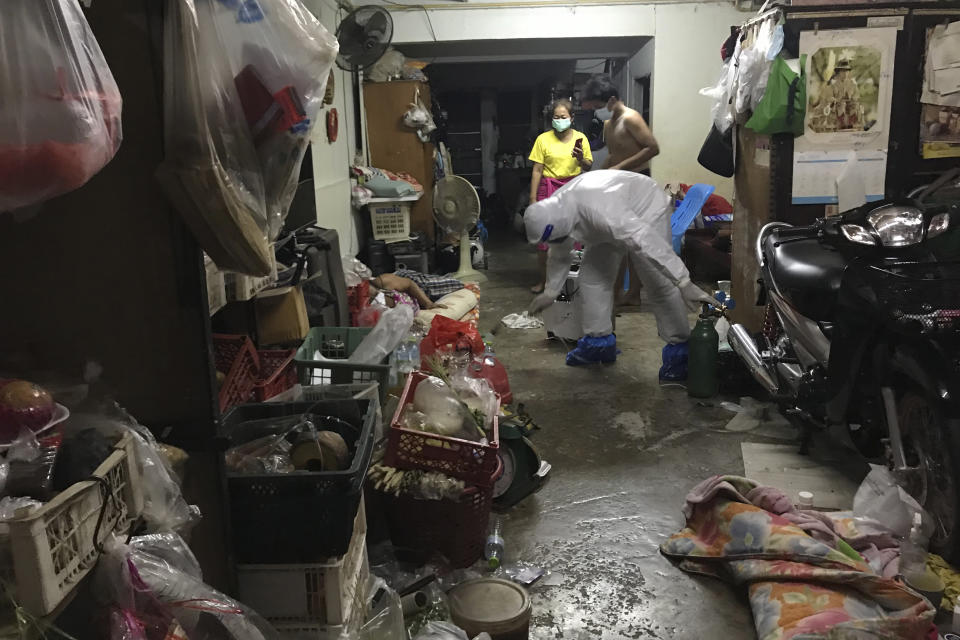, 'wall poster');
792,27,898,205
